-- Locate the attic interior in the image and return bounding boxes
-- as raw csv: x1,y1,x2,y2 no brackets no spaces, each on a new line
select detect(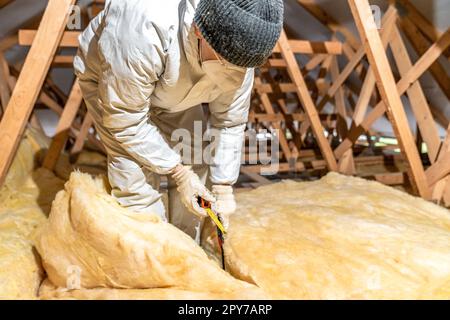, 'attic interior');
0,0,449,300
